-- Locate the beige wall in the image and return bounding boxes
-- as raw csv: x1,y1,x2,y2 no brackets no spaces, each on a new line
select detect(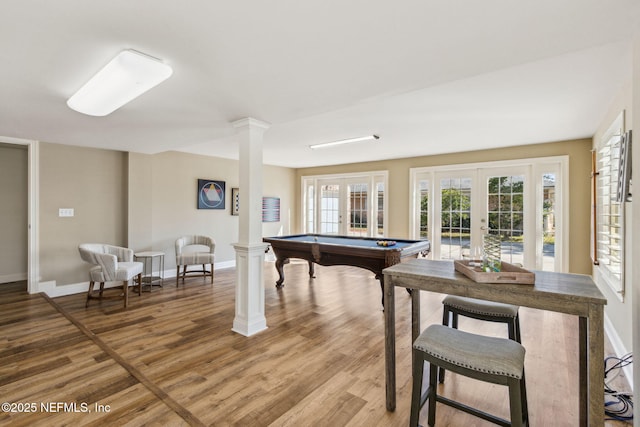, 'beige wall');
38,146,295,286
0,144,28,283
131,151,295,271
296,138,593,274
39,142,128,285
35,144,297,287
